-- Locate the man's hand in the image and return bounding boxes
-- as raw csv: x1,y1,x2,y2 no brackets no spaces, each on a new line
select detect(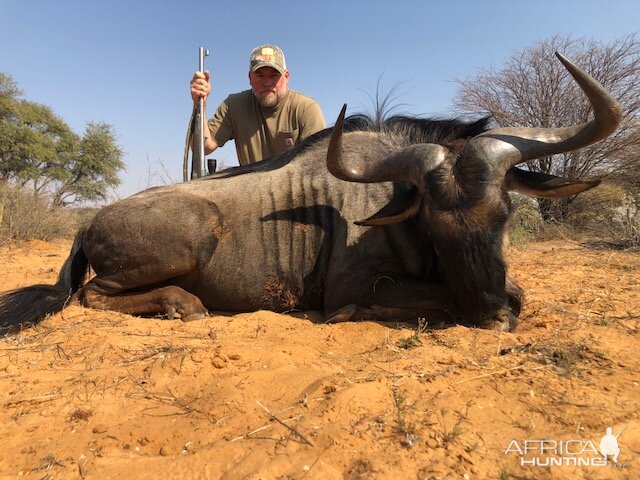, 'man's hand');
190,70,211,104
